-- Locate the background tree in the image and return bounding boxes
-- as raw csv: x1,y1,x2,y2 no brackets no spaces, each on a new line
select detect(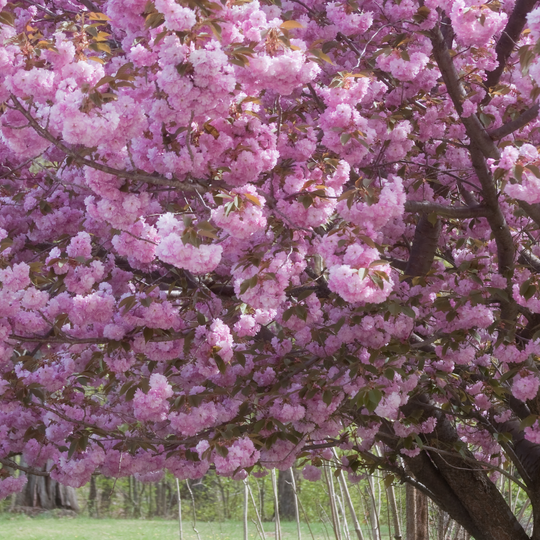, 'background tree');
277,469,296,521
2,1,540,540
